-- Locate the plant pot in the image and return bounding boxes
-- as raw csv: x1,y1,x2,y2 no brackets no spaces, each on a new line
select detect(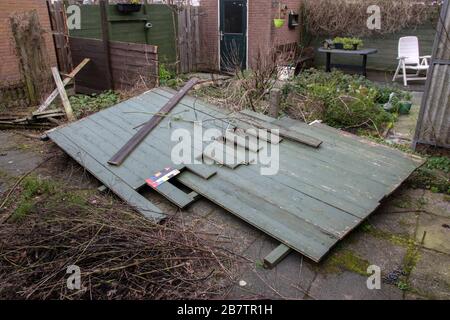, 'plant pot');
398,101,412,115
273,19,285,28
116,3,142,14
334,43,344,50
